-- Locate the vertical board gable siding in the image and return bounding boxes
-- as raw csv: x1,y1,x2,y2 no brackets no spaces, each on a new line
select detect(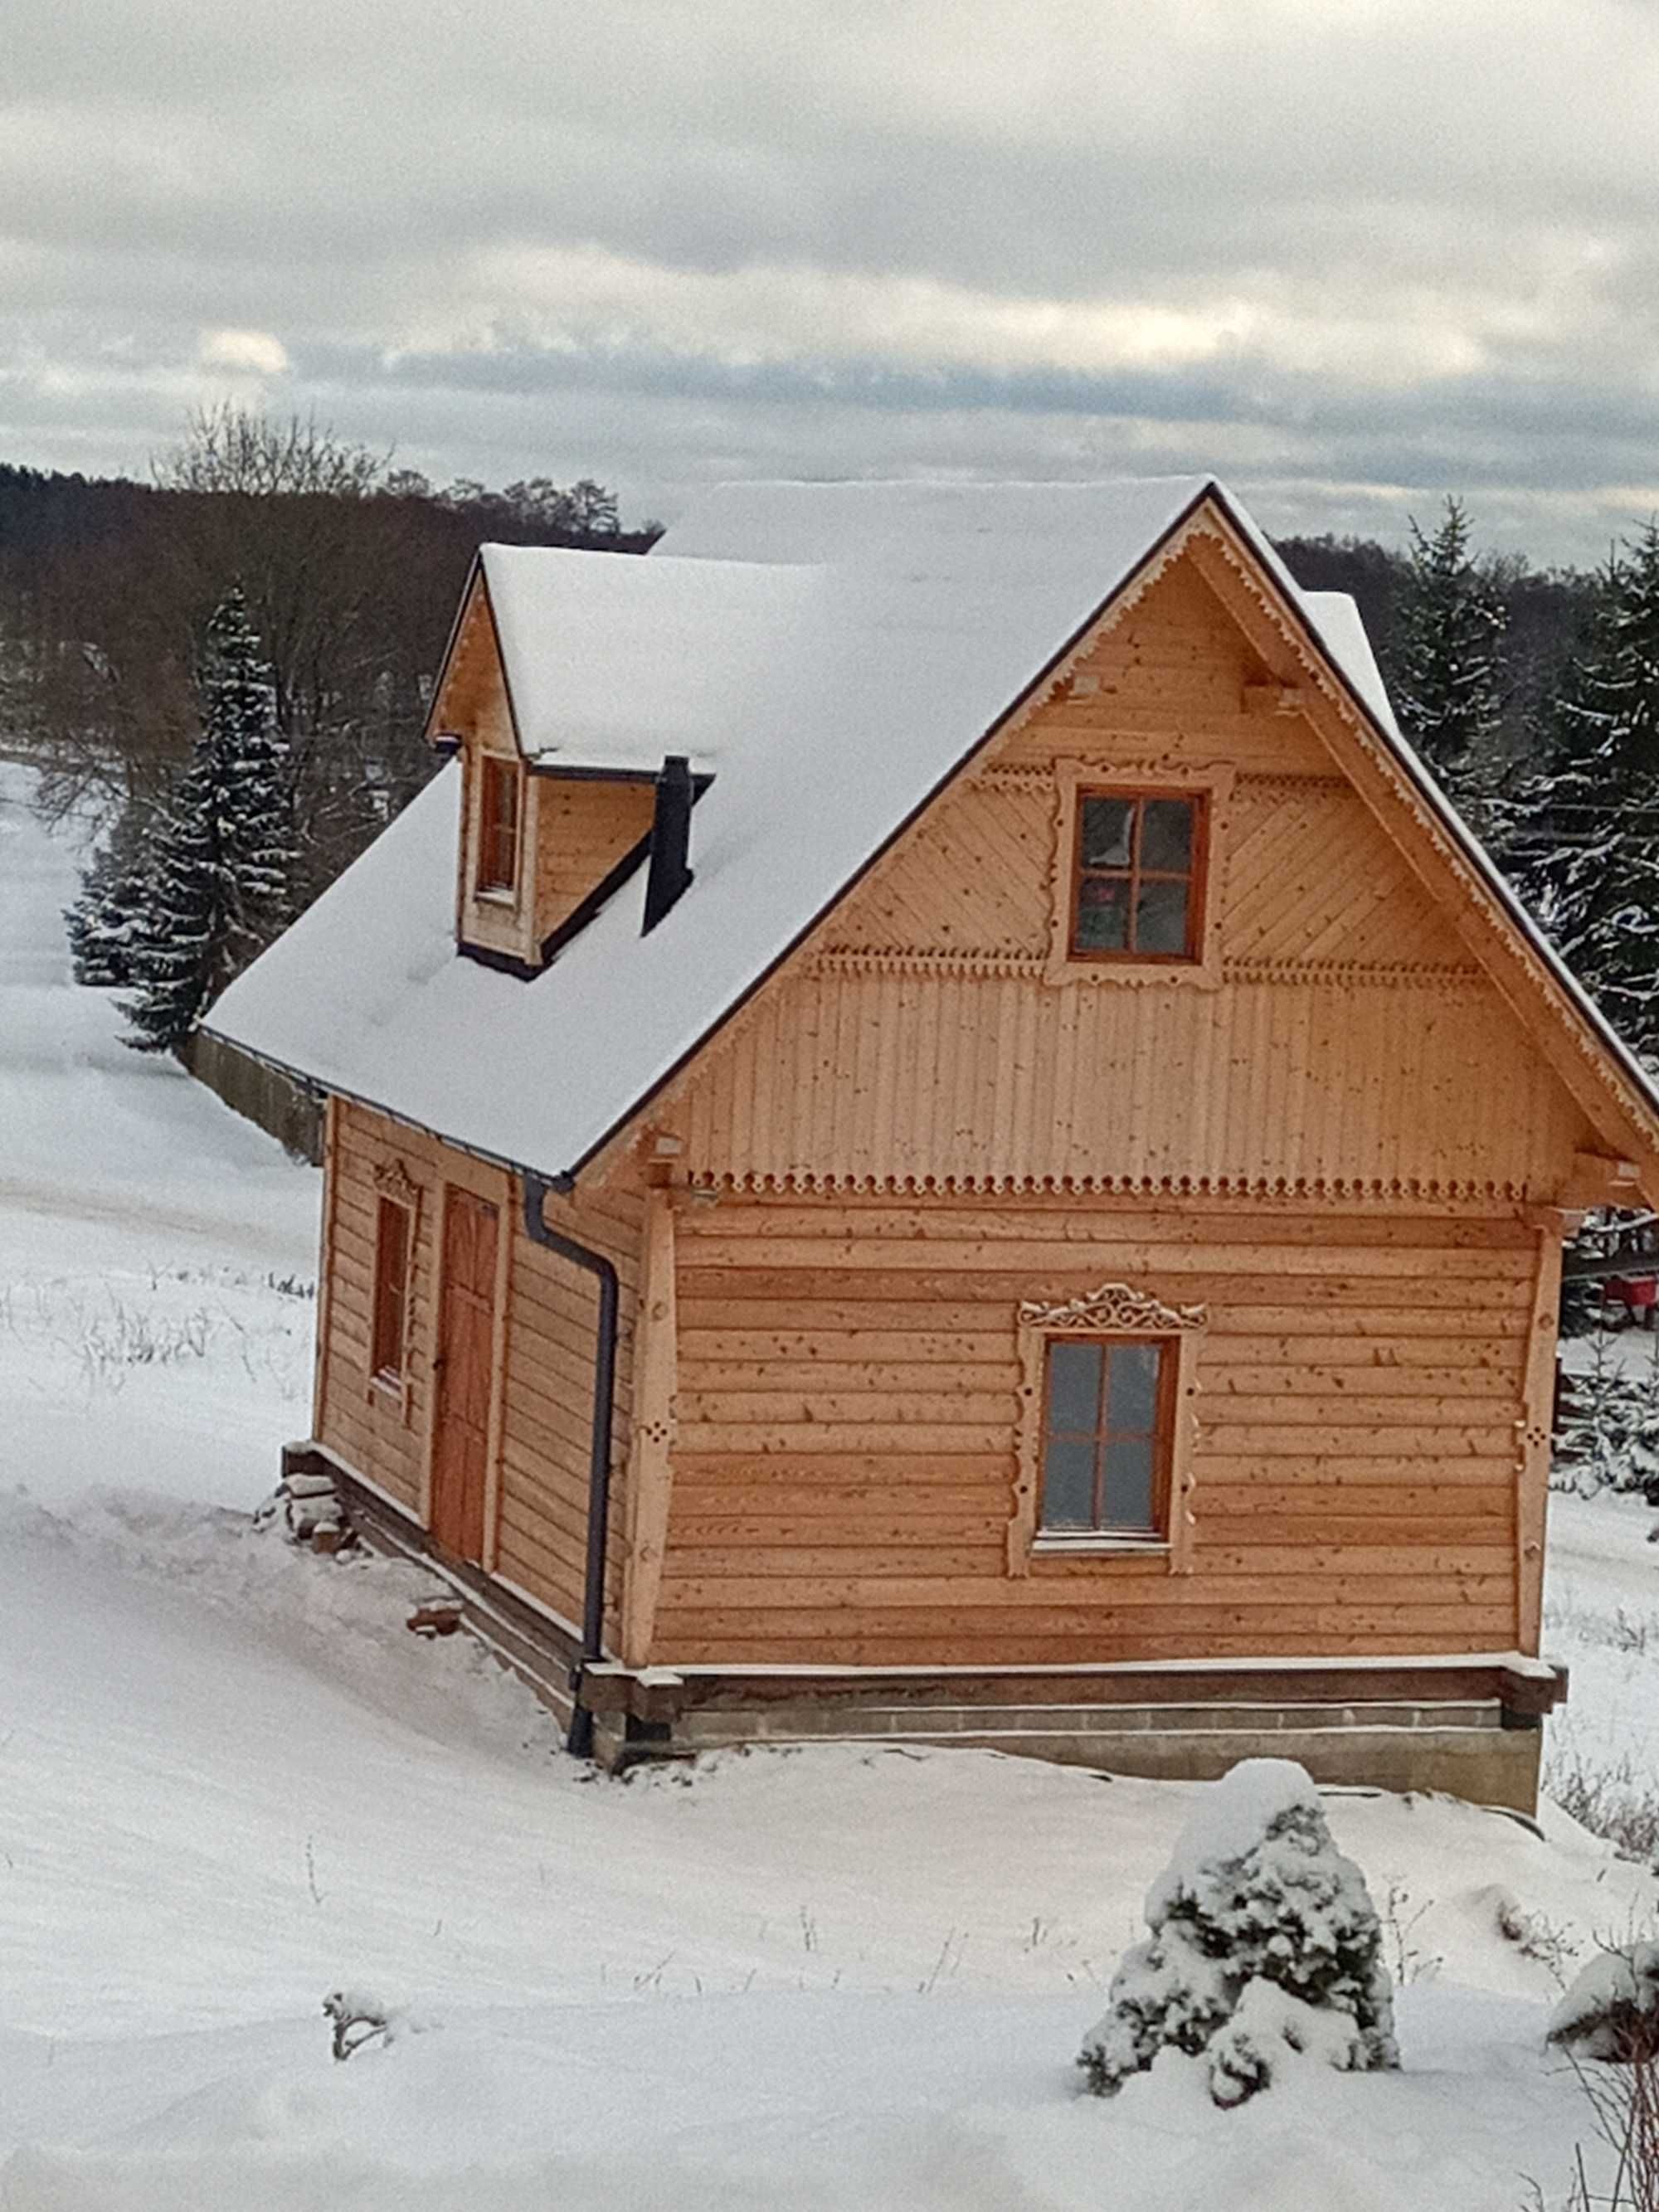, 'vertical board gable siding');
655,1195,1531,1667
664,552,1593,1200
